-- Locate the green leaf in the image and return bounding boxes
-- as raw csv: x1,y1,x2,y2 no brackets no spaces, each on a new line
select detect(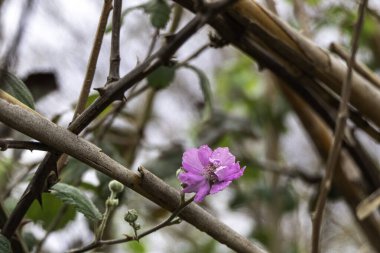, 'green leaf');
0,69,35,109
127,241,146,253
0,234,12,253
144,0,171,29
147,66,175,89
26,193,76,230
51,183,102,222
182,64,213,111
